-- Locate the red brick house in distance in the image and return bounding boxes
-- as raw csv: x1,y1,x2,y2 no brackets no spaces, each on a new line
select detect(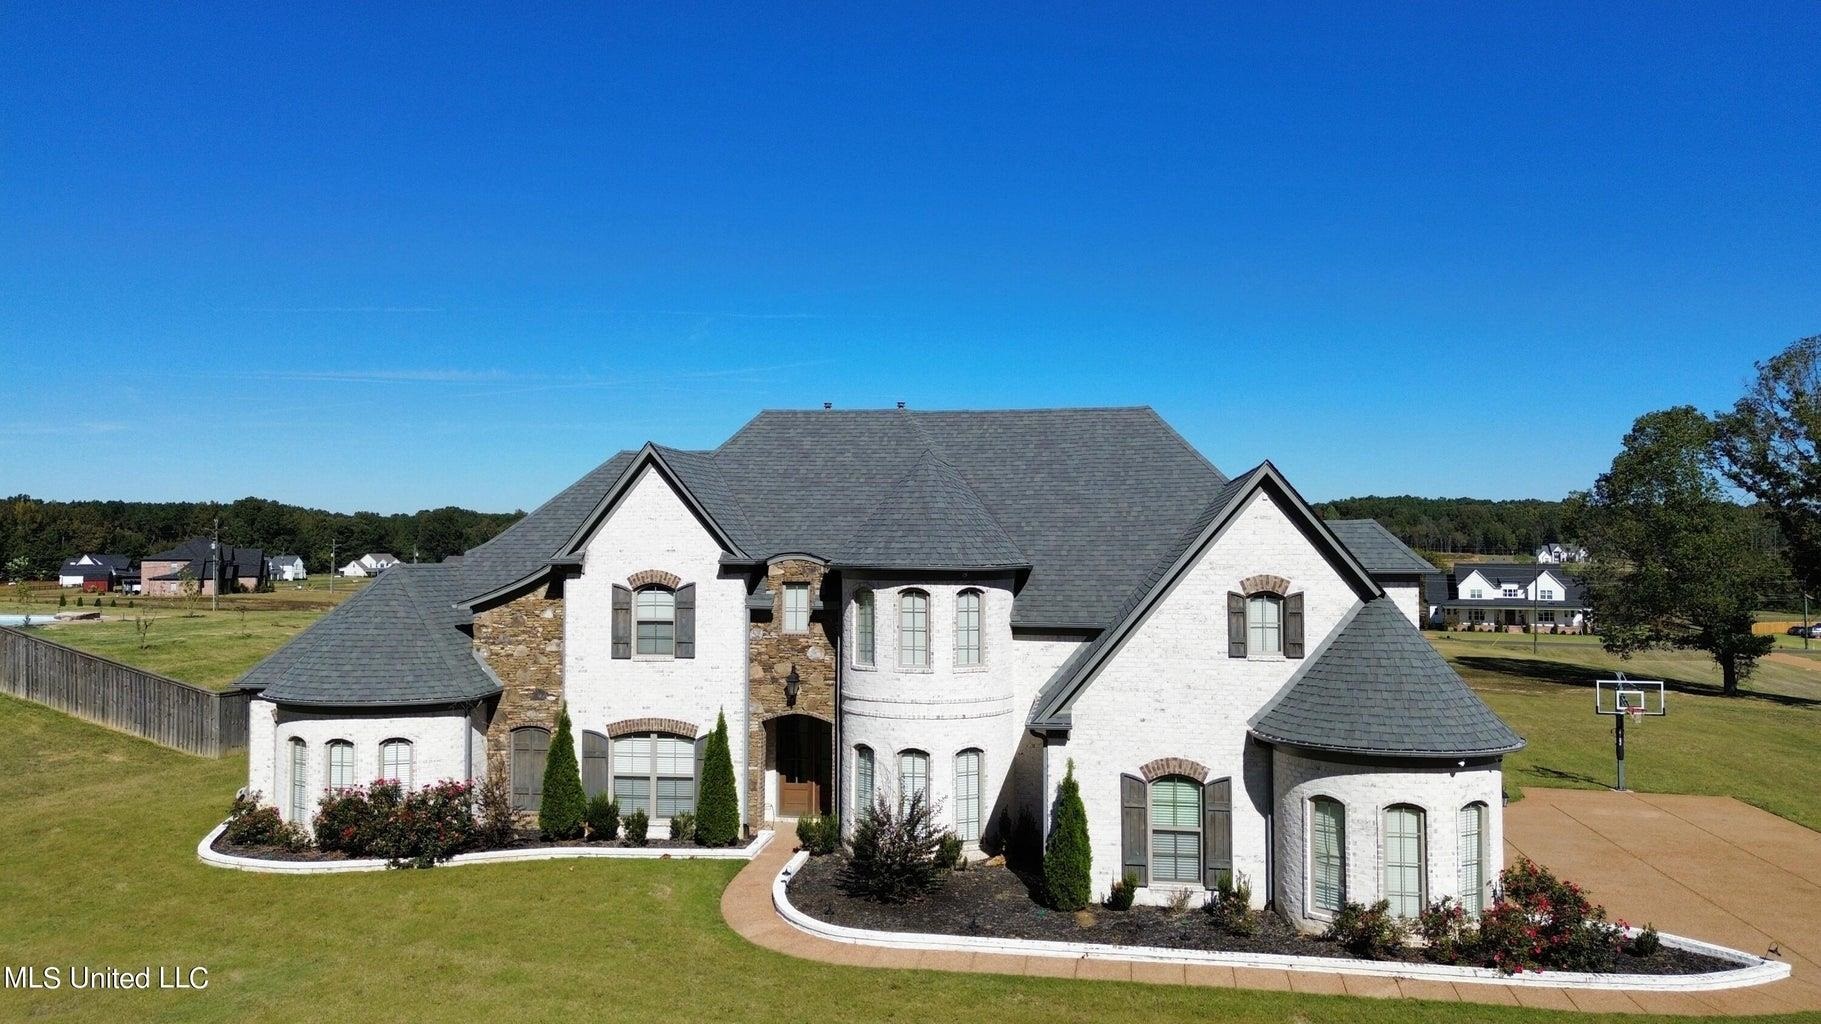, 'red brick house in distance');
141,538,268,597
